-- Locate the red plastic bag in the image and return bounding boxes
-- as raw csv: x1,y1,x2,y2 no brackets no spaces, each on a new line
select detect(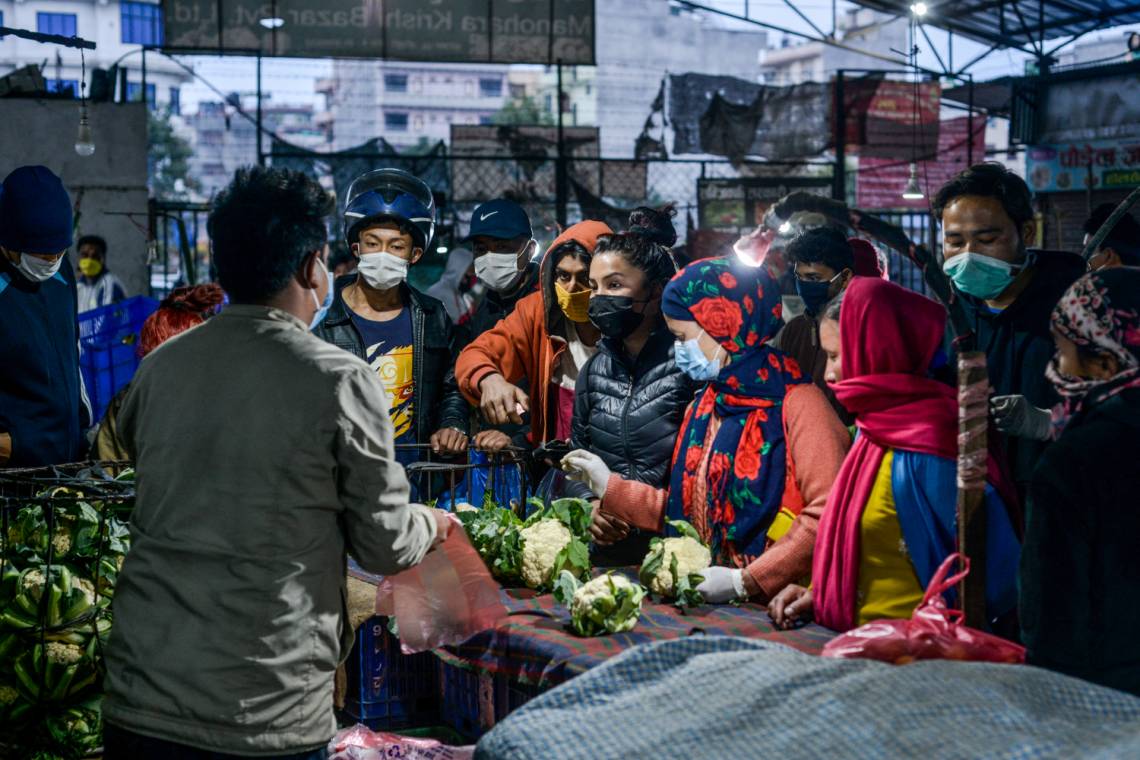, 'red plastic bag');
328,724,474,760
821,553,1025,665
376,516,508,654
